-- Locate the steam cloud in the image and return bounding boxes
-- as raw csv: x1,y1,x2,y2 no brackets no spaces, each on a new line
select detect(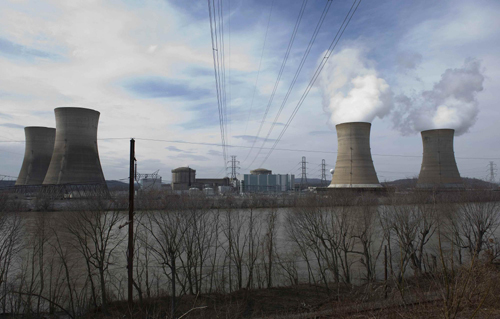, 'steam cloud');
318,47,393,127
392,58,484,136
